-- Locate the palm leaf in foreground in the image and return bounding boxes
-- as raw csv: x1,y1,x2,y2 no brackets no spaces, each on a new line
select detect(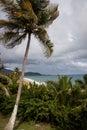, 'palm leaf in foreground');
0,32,26,48
34,26,53,57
